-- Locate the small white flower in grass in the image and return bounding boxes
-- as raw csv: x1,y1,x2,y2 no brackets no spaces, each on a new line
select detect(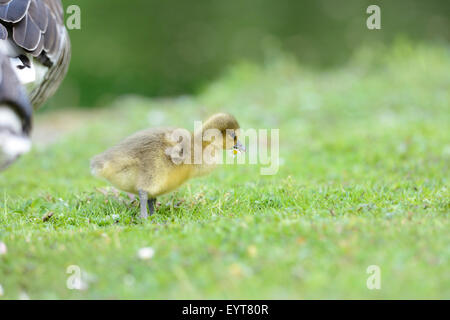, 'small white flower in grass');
0,284,4,296
19,291,30,300
138,247,155,260
231,147,241,158
0,242,7,255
